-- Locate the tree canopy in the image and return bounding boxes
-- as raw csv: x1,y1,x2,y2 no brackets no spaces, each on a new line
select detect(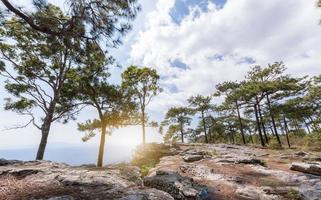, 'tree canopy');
0,0,140,48
122,65,161,144
162,106,192,143
0,5,112,160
